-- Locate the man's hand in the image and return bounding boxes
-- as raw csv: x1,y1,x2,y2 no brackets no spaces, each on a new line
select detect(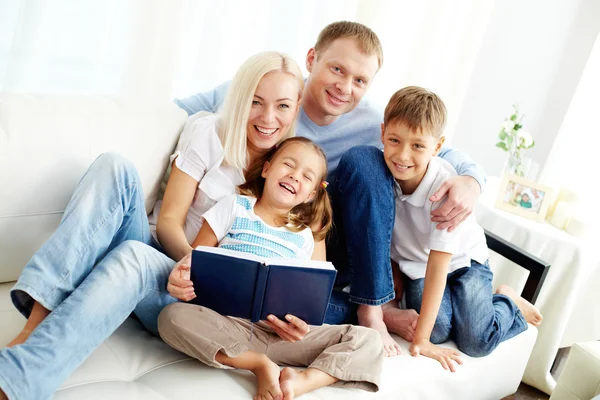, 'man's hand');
410,339,463,372
265,314,310,342
429,176,481,232
167,254,196,301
